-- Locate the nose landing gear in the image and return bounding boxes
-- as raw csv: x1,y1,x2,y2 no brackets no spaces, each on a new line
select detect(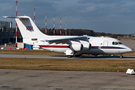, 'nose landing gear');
120,54,123,58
